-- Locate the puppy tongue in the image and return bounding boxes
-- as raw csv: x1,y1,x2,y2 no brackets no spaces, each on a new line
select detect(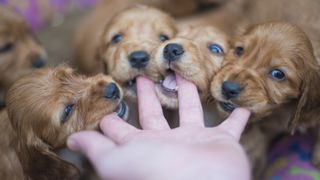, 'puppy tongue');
162,73,178,92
